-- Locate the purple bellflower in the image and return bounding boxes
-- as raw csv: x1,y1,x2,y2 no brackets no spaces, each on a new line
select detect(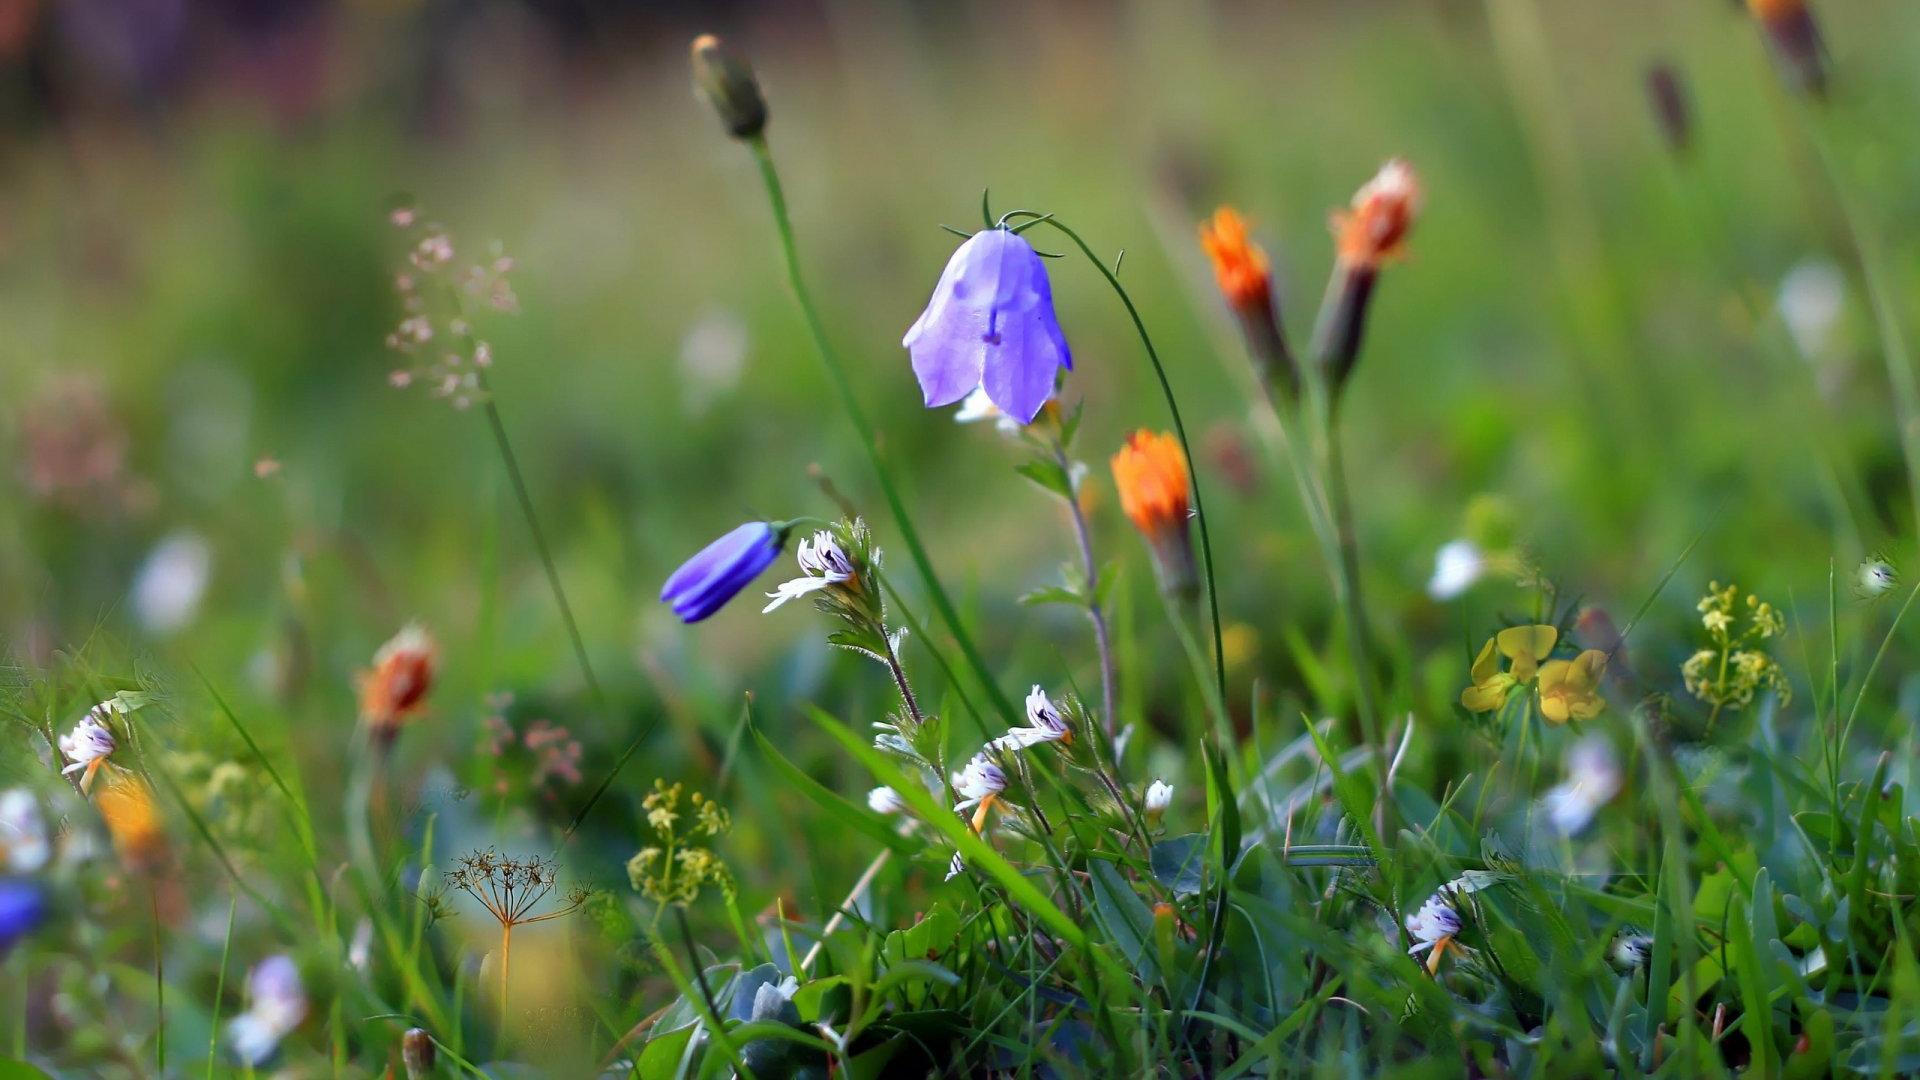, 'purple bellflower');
661,522,788,623
0,880,47,956
903,226,1071,425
